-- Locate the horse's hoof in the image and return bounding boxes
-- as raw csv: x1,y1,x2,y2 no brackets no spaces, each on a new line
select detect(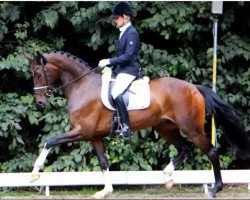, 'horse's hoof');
30,174,40,183
92,190,112,199
206,189,216,199
164,172,173,189
92,191,105,199
206,191,216,199
165,179,174,189
92,195,102,199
